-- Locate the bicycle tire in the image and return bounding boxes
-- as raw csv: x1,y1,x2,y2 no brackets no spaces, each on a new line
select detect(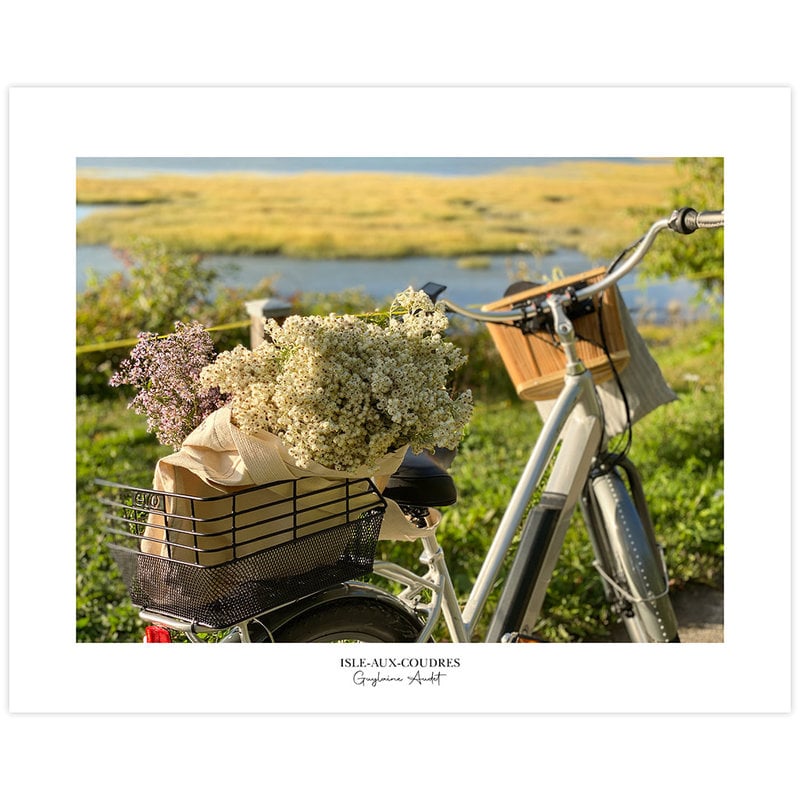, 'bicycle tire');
252,597,424,643
590,470,680,643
